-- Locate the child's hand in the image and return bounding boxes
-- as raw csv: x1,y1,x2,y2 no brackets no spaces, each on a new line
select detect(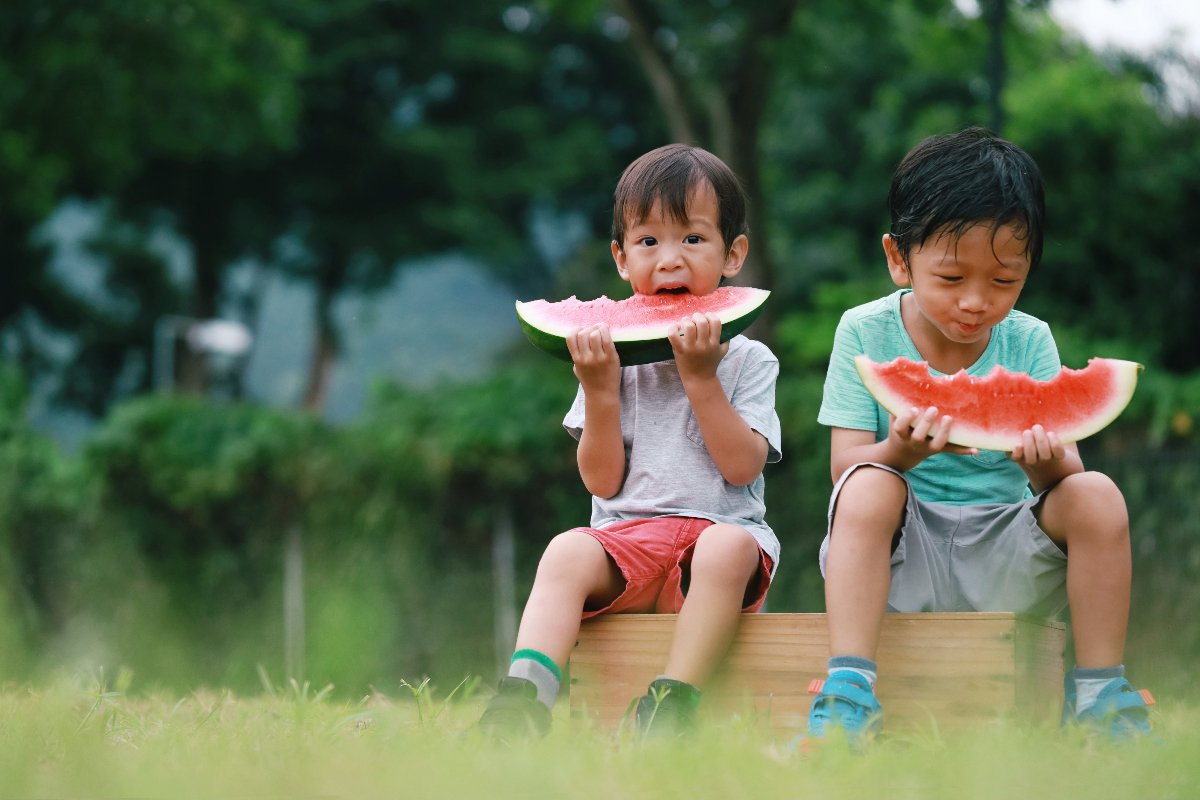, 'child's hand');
669,312,727,381
890,406,978,464
1009,424,1066,466
567,323,621,394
